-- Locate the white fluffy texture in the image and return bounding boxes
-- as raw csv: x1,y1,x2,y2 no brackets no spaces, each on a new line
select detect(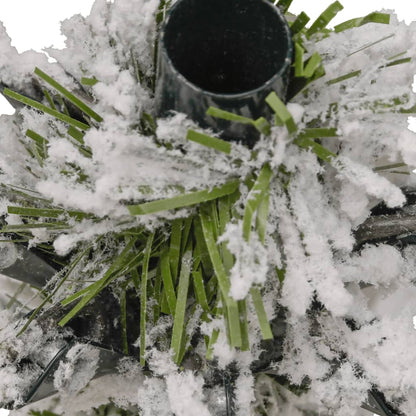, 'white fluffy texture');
273,196,315,315
0,1,416,415
311,363,371,415
335,156,406,208
0,315,68,407
138,377,171,416
219,221,269,300
53,344,100,395
235,372,256,416
398,128,416,166
0,241,18,269
287,159,354,316
166,372,211,416
279,316,332,386
338,244,405,286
